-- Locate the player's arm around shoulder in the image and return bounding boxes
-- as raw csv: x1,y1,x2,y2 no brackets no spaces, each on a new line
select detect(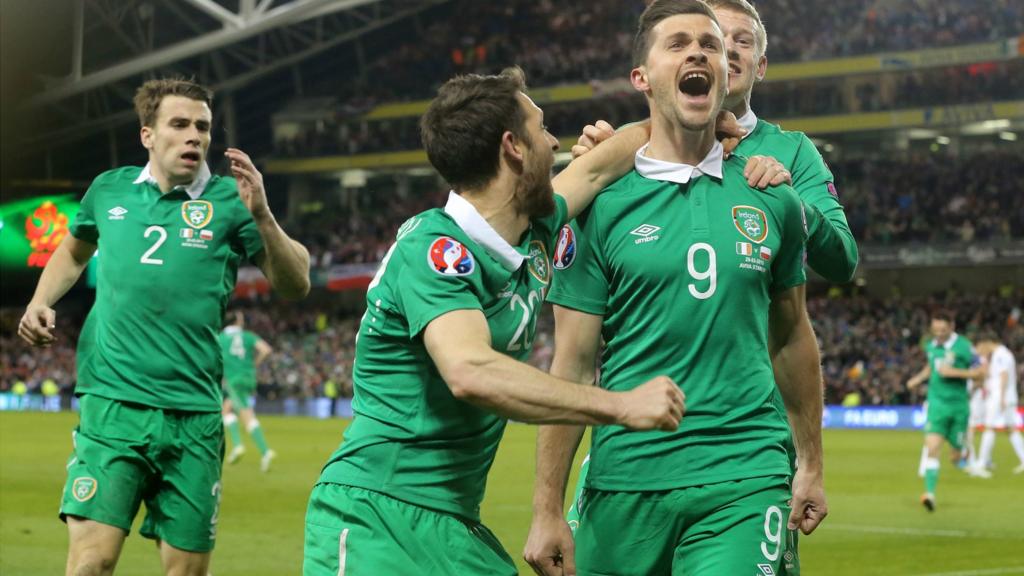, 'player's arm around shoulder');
553,121,649,220
769,285,828,535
